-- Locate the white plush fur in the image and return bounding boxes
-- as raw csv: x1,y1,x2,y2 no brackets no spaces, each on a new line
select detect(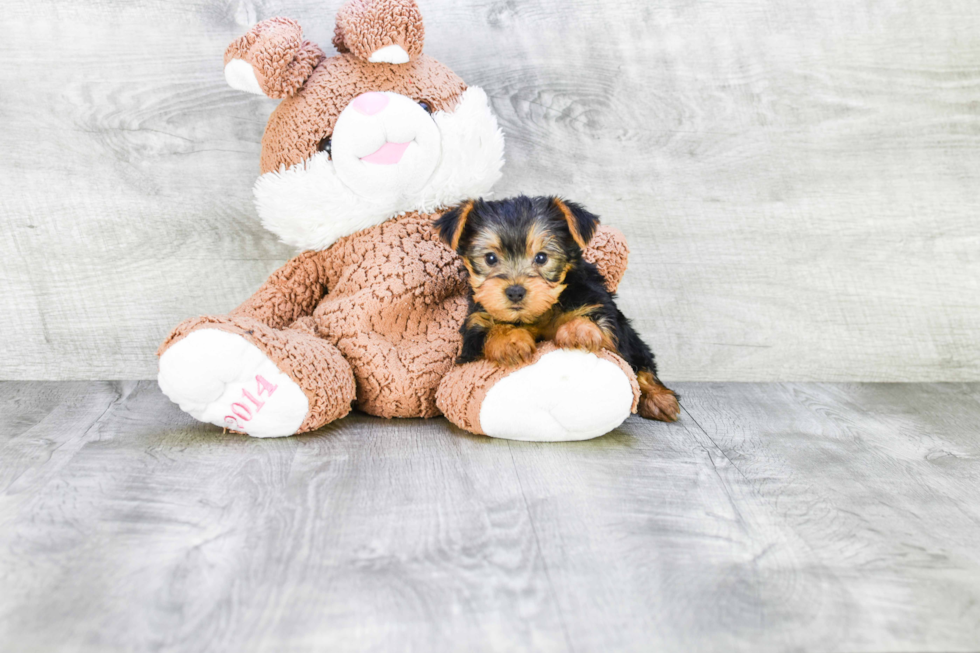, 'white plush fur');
158,329,309,438
224,59,264,96
479,349,635,441
253,86,505,251
330,91,442,203
368,44,410,64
